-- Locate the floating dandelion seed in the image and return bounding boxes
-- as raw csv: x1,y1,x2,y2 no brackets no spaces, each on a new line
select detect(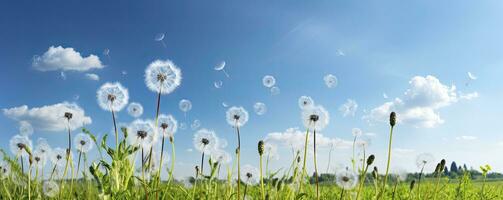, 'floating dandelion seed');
339,99,358,117
416,153,435,169
9,134,32,157
179,99,192,117
103,48,110,60
218,138,228,149
193,129,218,154
383,93,389,99
155,33,167,48
97,82,129,112
74,133,94,153
336,169,358,190
157,114,178,137
145,59,182,94
253,102,267,115
262,75,276,88
336,49,345,56
241,165,259,185
179,123,187,130
211,149,232,164
60,71,66,80
19,121,33,136
301,105,329,131
465,72,477,86
214,61,230,78
43,181,59,197
222,102,229,108
191,119,201,130
214,80,223,89
128,119,157,149
270,86,280,95
226,106,249,127
127,102,144,118
298,96,315,109
324,74,338,88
